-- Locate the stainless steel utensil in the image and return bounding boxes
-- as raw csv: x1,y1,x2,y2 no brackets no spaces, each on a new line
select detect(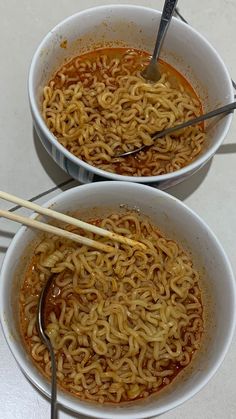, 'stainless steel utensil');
37,275,57,419
116,101,236,158
141,0,178,82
